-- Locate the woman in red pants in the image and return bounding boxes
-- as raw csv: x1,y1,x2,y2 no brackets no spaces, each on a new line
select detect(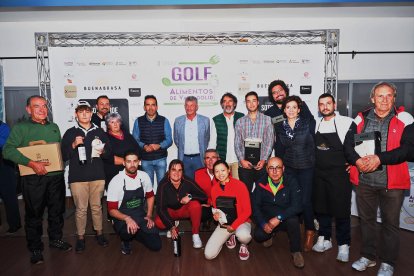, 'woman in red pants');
155,159,207,249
